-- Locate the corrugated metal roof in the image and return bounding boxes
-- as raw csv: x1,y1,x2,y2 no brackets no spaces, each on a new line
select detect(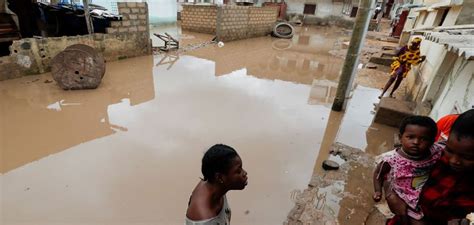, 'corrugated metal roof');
424,30,474,60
